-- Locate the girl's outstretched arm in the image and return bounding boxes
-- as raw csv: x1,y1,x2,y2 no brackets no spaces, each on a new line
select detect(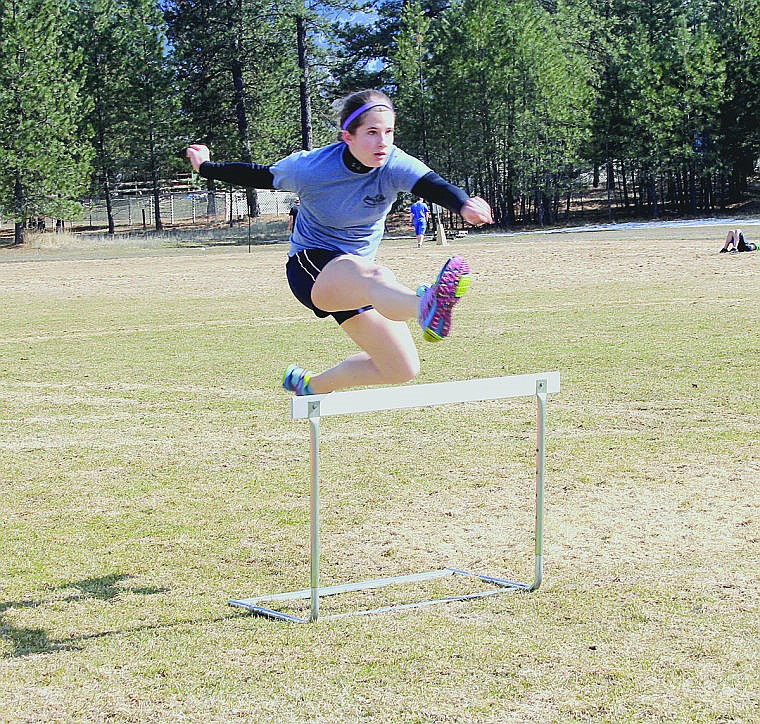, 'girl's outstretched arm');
185,144,275,189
